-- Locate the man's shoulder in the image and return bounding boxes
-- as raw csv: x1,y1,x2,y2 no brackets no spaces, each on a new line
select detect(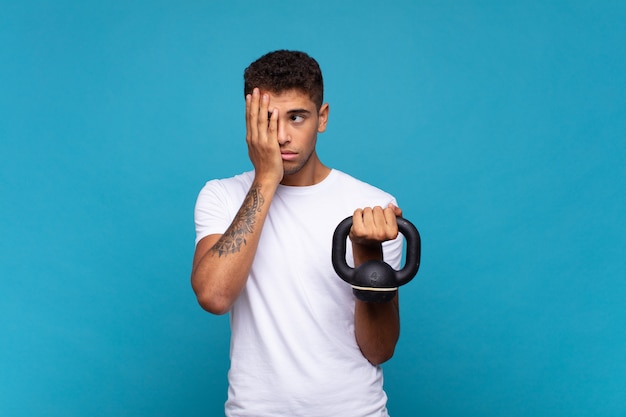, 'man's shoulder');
202,170,254,191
